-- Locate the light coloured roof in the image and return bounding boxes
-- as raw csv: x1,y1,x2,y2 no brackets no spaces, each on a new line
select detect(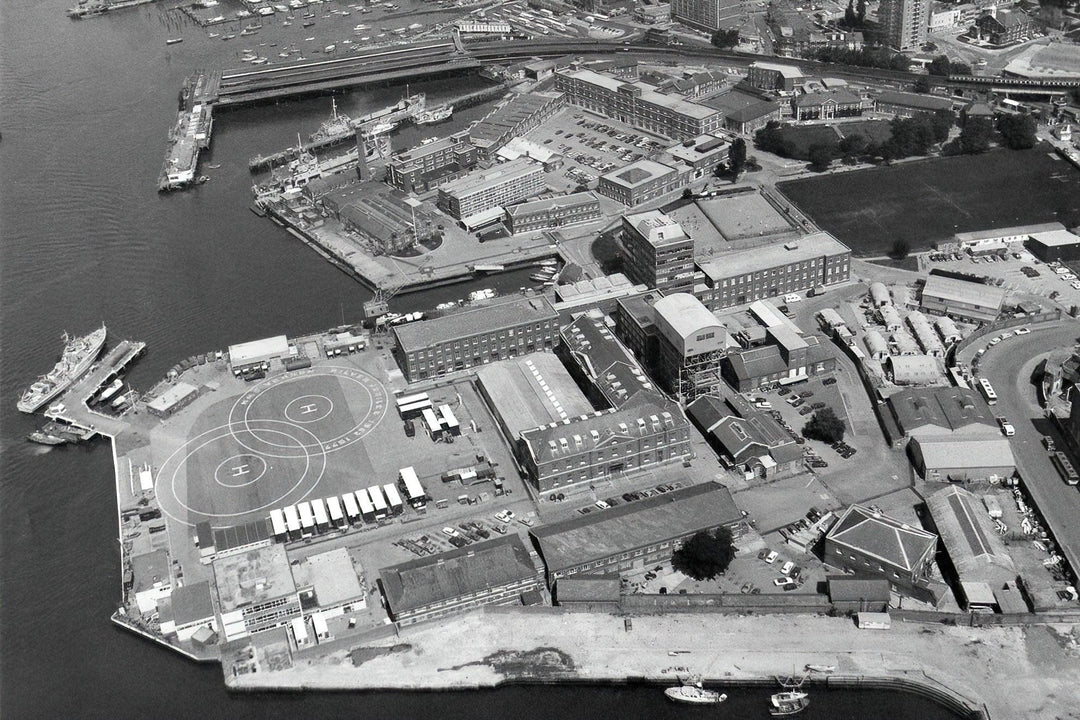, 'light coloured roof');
228,335,289,365
601,159,679,190
914,436,1016,470
214,545,296,612
506,191,598,217
750,61,804,78
698,232,849,281
439,157,542,198
827,505,938,573
653,293,723,340
291,547,364,608
1028,228,1080,248
147,381,198,413
560,68,722,120
475,353,594,439
922,275,1006,310
955,222,1064,243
